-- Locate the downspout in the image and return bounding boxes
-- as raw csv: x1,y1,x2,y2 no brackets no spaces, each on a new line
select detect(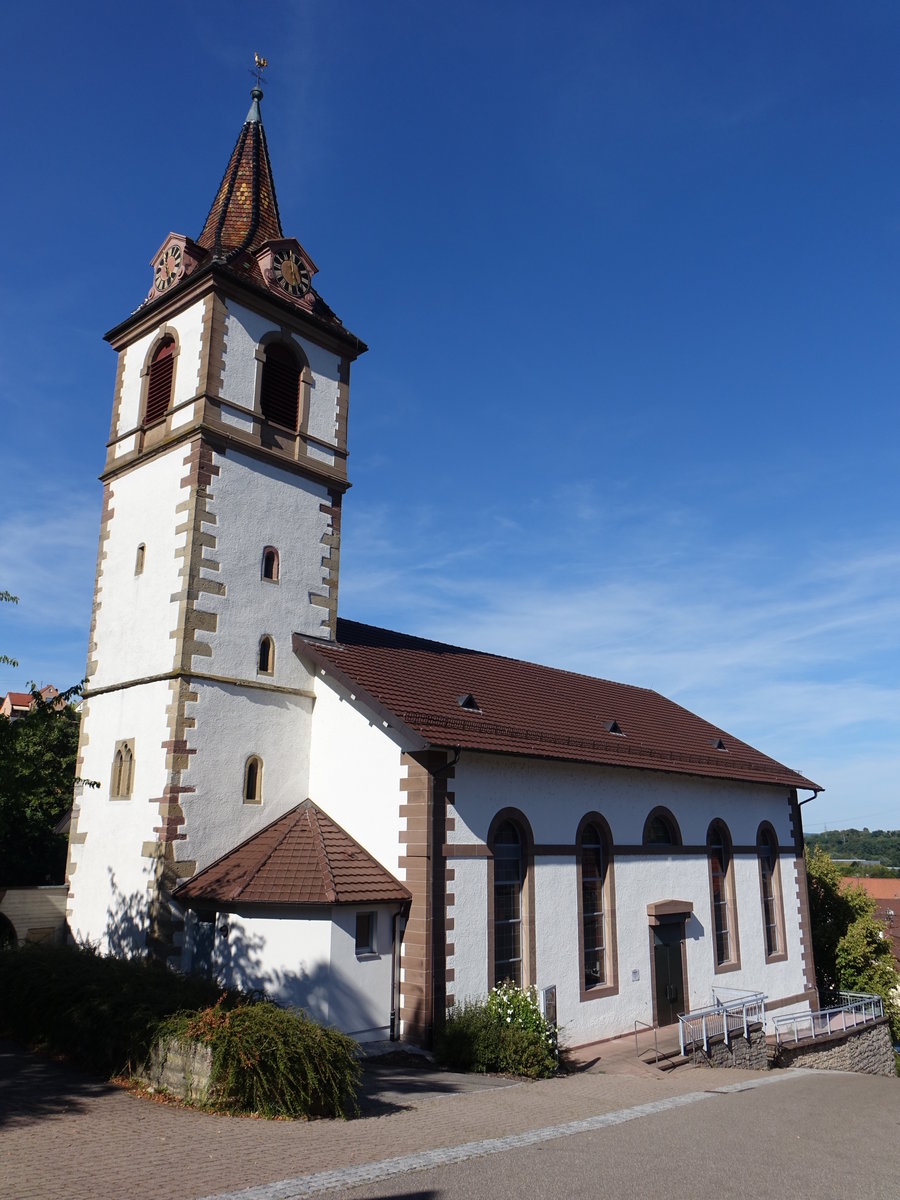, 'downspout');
390,901,410,1041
